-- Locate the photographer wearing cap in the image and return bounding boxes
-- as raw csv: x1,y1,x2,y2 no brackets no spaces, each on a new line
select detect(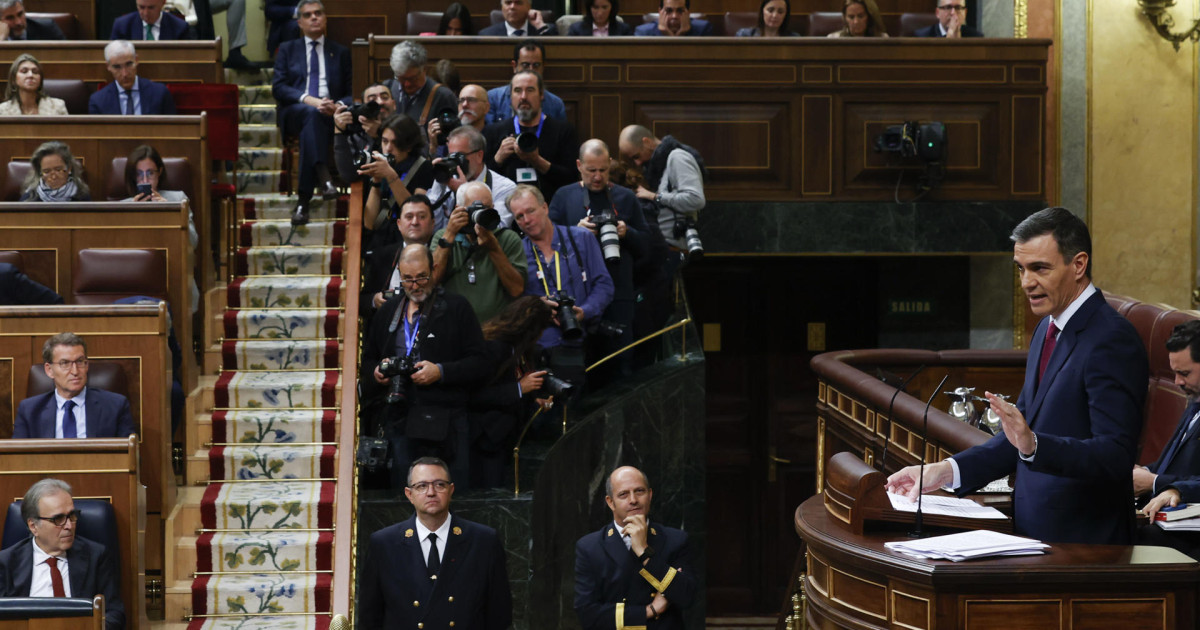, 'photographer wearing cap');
483,70,579,201
426,125,517,232
360,244,490,489
430,181,527,324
